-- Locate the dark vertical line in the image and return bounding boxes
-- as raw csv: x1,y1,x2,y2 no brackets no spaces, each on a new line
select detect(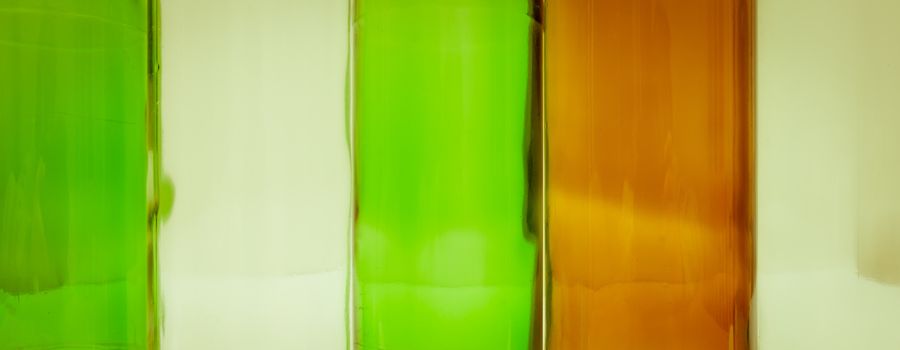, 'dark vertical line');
525,3,545,349
539,2,549,348
347,0,357,348
145,0,161,348
746,0,758,348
